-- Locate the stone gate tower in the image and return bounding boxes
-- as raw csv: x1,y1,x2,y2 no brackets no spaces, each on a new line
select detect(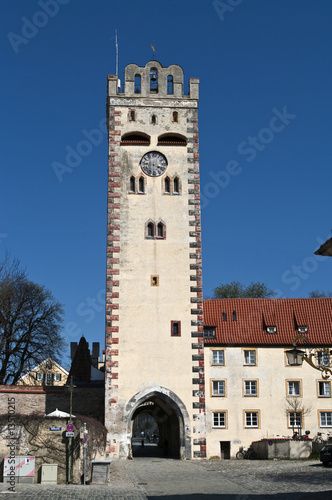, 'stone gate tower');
105,60,205,459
